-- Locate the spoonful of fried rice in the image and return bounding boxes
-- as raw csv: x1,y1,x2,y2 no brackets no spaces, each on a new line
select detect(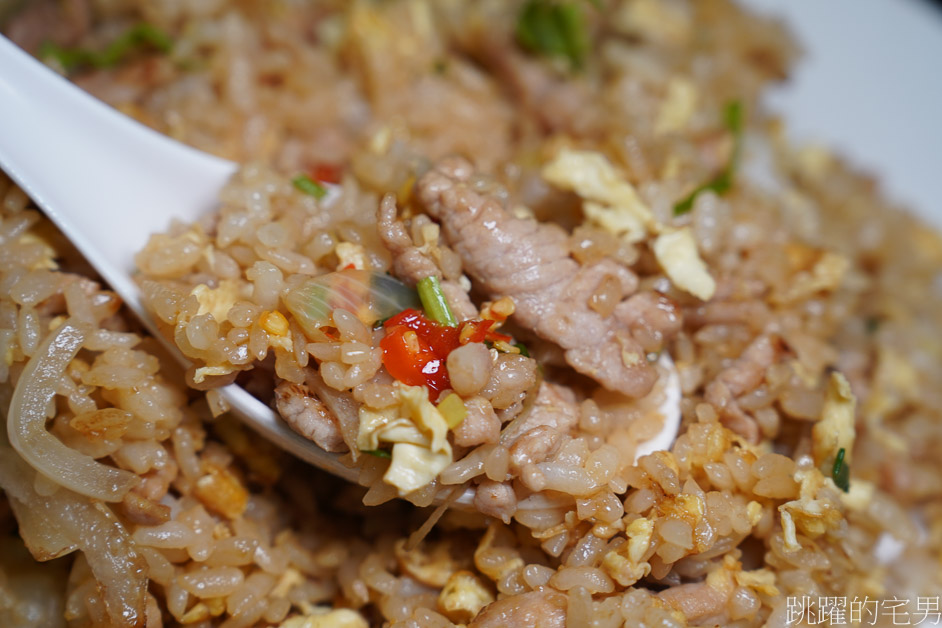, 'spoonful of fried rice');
0,33,682,507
